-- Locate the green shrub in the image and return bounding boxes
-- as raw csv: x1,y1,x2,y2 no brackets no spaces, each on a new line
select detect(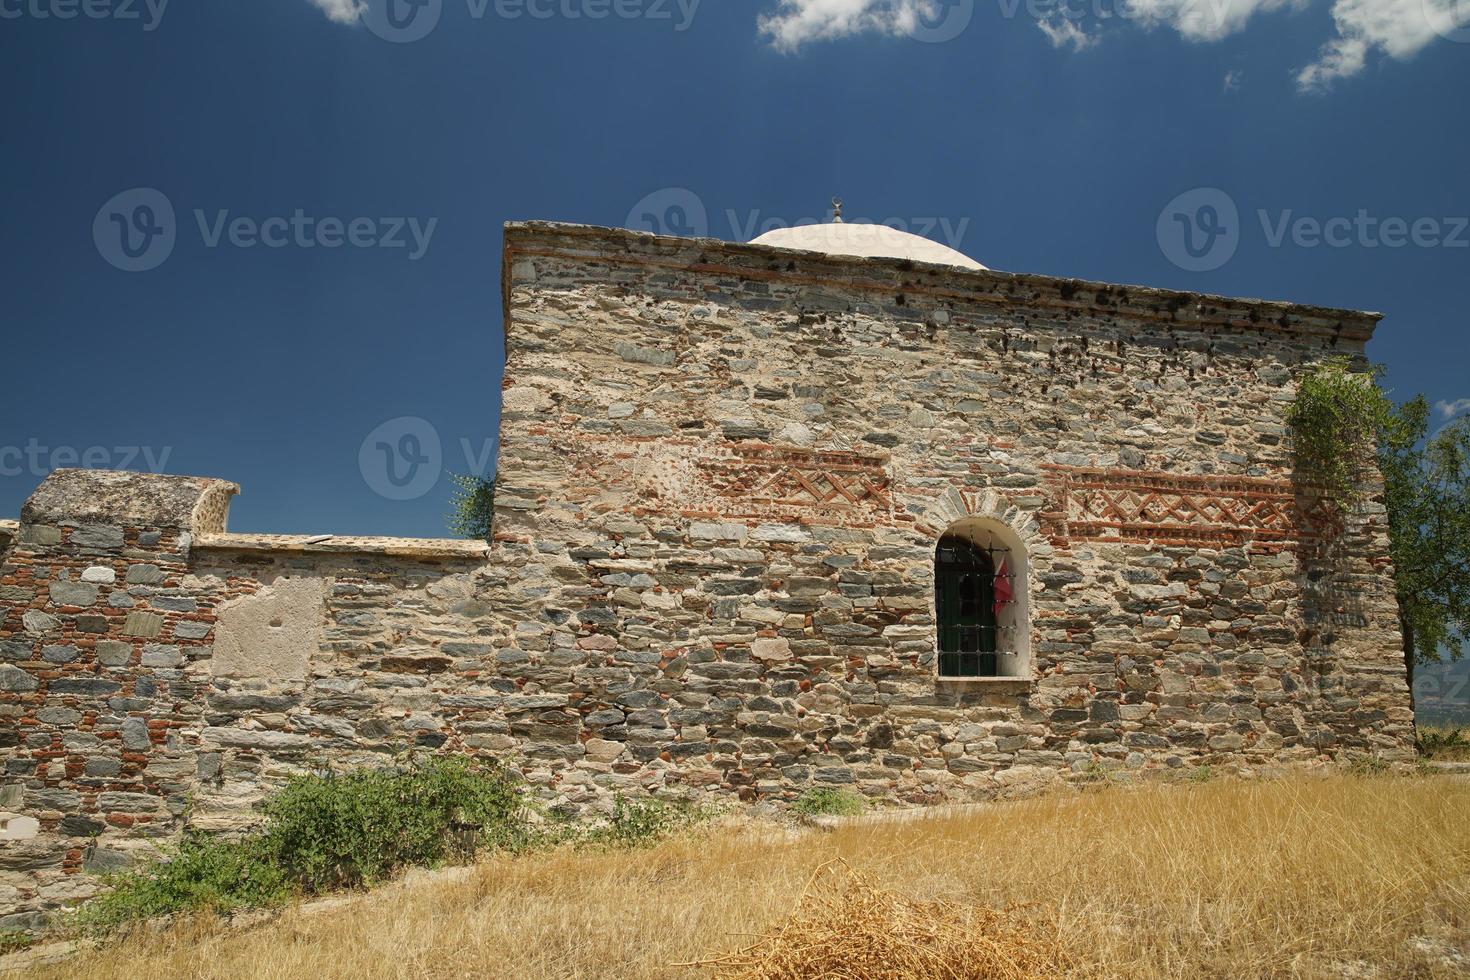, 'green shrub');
1419,726,1467,759
790,787,867,818
79,756,526,934
583,796,706,849
76,833,290,933
1348,754,1391,777
0,930,35,955
260,755,529,892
